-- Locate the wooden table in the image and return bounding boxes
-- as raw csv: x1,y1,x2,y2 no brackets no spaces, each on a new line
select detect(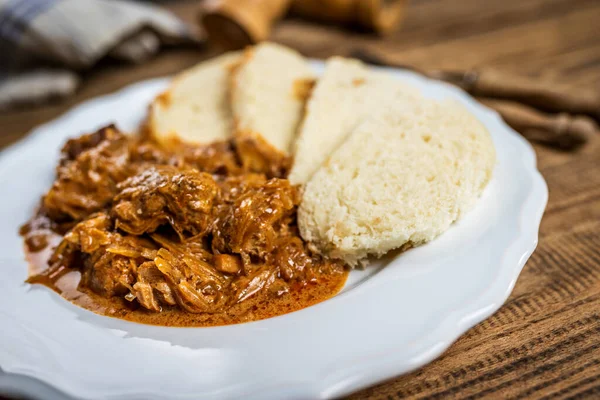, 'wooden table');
1,0,599,398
